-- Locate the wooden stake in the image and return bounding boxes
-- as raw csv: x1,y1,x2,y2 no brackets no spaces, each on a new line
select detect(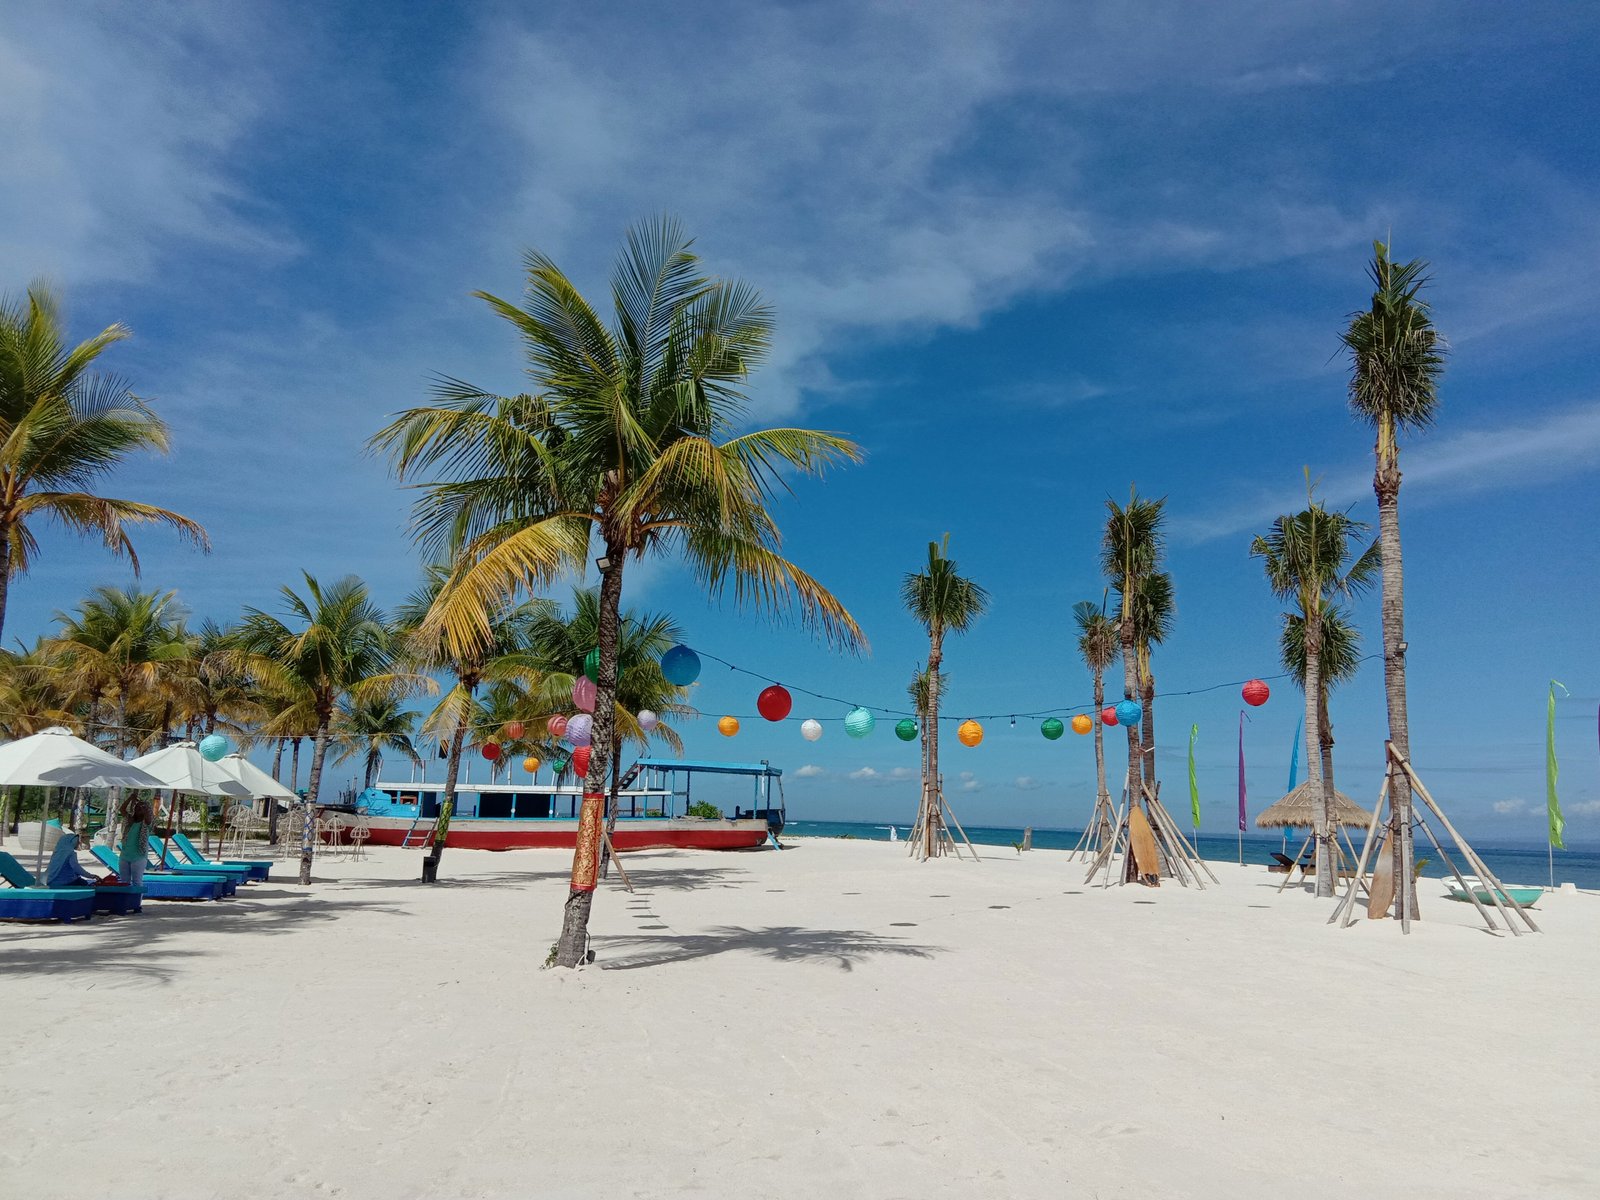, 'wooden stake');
1330,775,1387,928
